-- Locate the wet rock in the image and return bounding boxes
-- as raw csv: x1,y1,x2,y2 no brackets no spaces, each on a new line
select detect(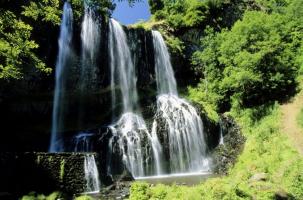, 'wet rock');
212,114,246,175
